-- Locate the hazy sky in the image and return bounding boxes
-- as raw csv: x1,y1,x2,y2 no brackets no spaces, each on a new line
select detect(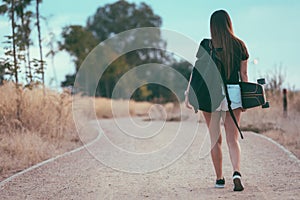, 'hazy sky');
0,0,299,89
